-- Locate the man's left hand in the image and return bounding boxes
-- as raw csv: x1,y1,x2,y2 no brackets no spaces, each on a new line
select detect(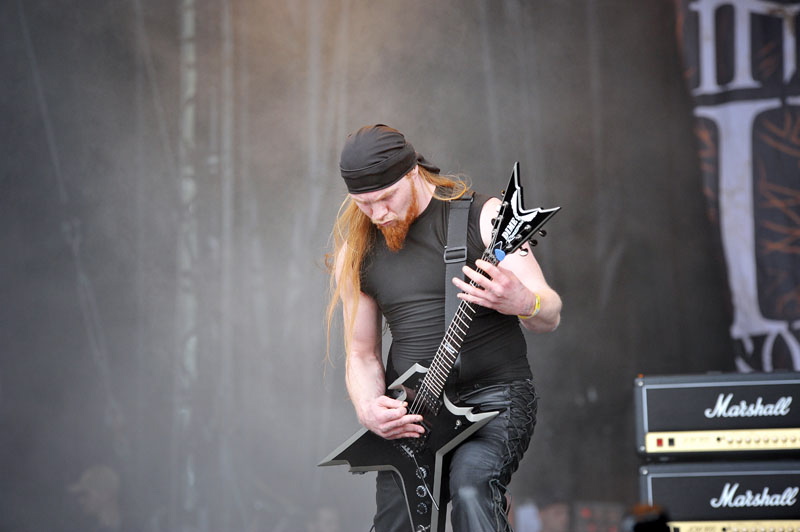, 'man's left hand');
452,259,534,317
